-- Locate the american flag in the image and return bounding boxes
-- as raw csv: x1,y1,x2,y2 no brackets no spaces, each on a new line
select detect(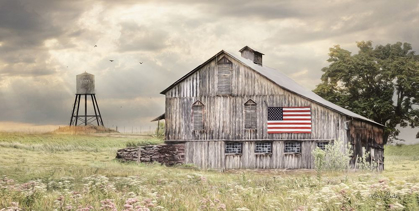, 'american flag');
267,107,312,133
